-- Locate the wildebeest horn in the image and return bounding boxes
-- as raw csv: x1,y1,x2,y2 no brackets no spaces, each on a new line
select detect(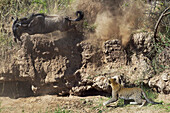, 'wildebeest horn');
21,23,28,27
15,23,22,26
11,16,15,21
12,17,18,22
